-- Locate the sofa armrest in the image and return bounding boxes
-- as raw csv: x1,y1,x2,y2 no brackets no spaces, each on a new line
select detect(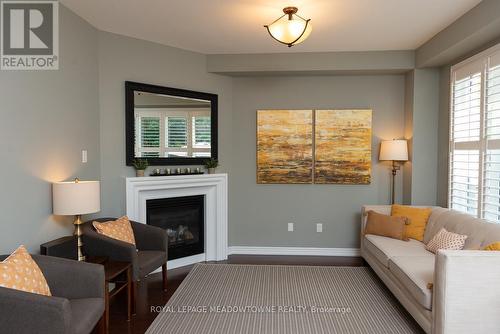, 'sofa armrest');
433,250,500,334
131,220,168,252
33,255,105,299
0,286,71,334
